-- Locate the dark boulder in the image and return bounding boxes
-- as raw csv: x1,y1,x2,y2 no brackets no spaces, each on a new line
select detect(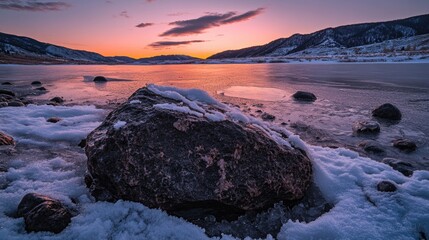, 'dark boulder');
358,140,385,155
0,131,15,145
17,193,72,233
86,86,312,214
31,81,42,85
377,181,397,192
7,101,25,107
292,91,317,102
352,121,380,134
392,139,417,152
47,117,62,123
261,112,275,121
93,76,107,82
372,103,402,121
382,158,414,177
0,89,16,97
1,82,12,85
50,97,64,104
